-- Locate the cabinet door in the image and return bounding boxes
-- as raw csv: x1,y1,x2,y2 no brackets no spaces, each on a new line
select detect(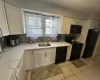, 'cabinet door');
62,17,71,34
5,2,23,35
91,20,100,29
71,18,78,25
77,19,85,25
76,20,87,43
9,72,16,80
16,64,25,80
45,48,56,65
34,51,45,68
0,0,9,36
23,50,35,70
34,48,56,68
